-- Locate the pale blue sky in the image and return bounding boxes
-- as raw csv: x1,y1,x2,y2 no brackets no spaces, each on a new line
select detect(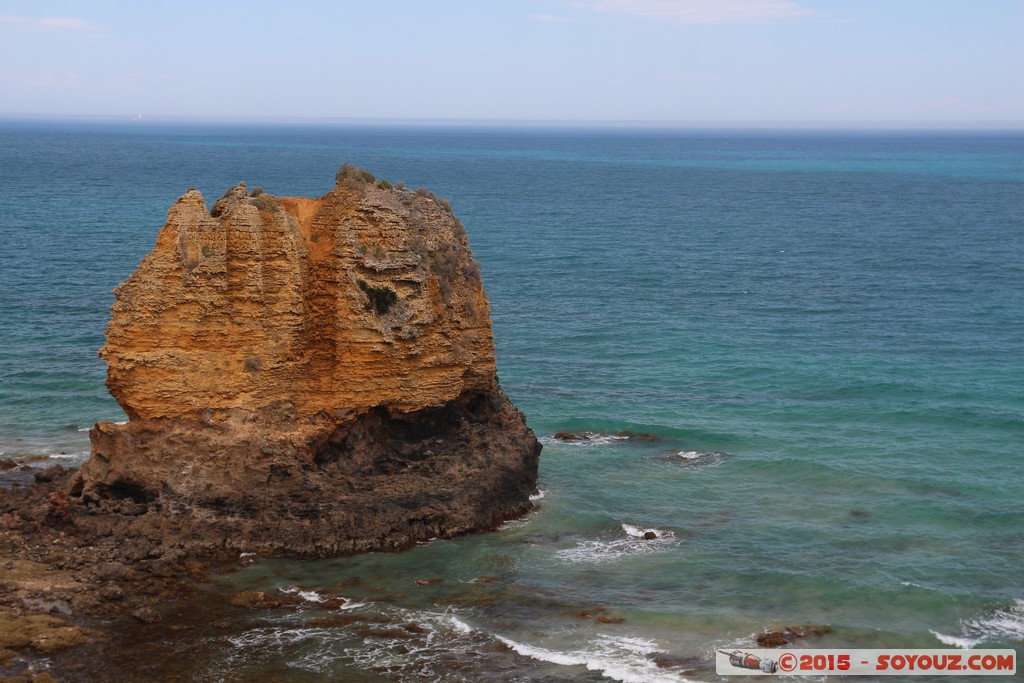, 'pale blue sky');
1,0,1021,126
